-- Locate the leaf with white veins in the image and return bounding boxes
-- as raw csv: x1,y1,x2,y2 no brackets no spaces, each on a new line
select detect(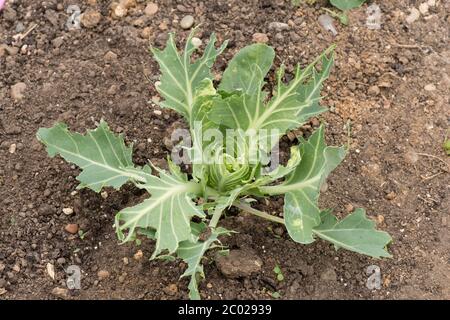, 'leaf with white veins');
36,120,142,192
313,209,392,258
177,227,231,300
115,165,204,258
151,31,227,122
260,126,346,244
209,45,334,145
